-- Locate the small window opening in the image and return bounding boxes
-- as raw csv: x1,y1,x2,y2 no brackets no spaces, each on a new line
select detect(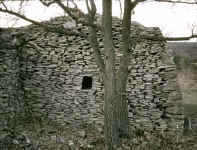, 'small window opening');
82,76,92,89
